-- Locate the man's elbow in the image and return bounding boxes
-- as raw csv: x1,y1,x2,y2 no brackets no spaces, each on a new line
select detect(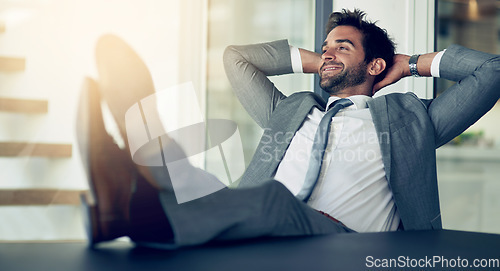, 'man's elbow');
223,45,244,70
